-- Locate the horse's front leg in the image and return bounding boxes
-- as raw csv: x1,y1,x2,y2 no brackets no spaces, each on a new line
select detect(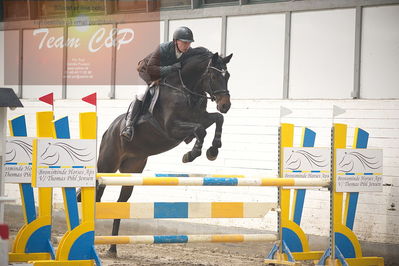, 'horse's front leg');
169,121,206,163
200,112,224,161
183,135,206,163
